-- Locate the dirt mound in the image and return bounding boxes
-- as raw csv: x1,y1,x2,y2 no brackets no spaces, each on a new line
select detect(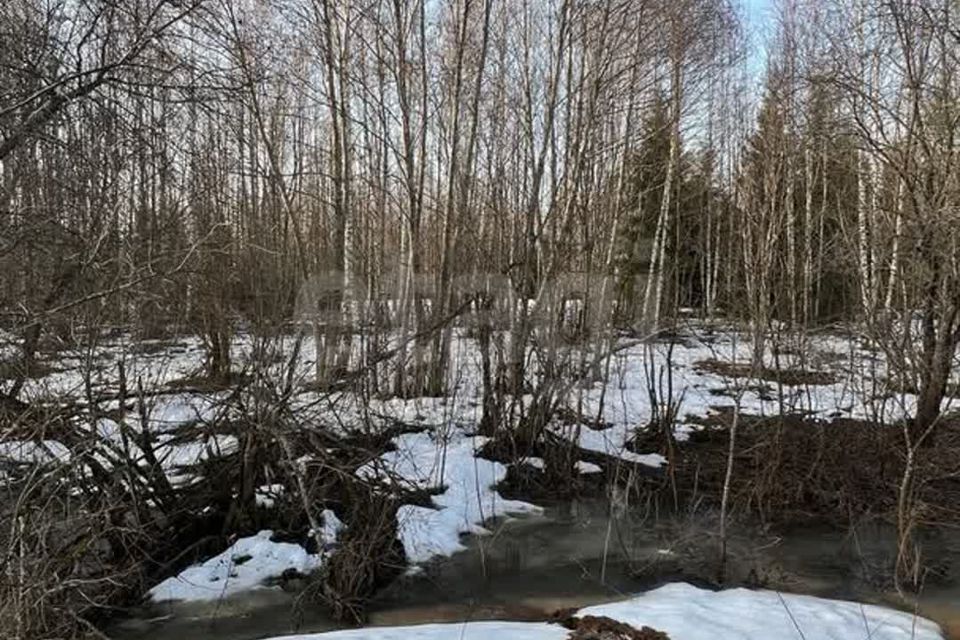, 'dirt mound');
554,611,671,640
